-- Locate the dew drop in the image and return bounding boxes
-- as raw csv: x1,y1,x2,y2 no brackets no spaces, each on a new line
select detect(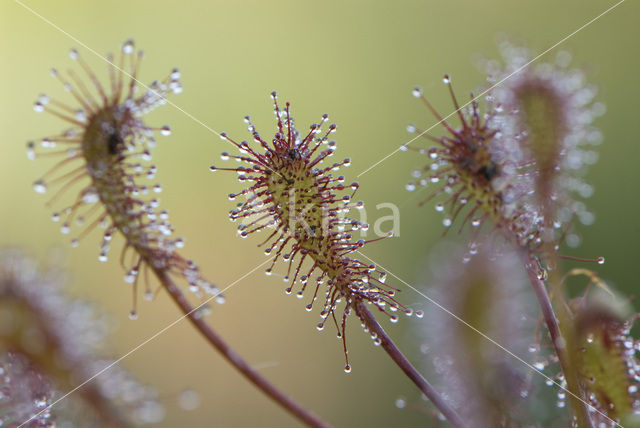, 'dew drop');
434,203,444,212
406,124,416,133
405,182,416,192
122,39,135,54
344,365,351,373
597,257,605,265
33,179,47,194
533,362,545,370
412,87,423,98
316,323,324,331
160,125,171,136
128,310,138,320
